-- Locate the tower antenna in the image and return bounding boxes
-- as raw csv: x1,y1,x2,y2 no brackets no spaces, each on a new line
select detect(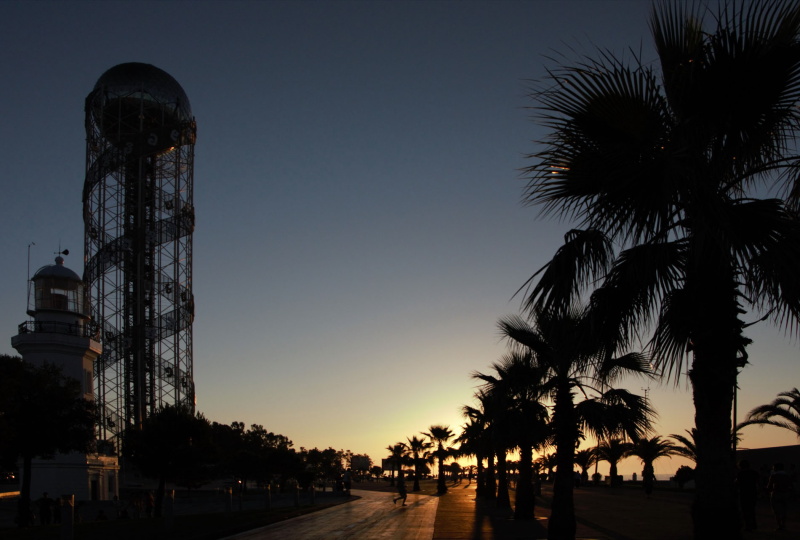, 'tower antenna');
26,242,35,311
